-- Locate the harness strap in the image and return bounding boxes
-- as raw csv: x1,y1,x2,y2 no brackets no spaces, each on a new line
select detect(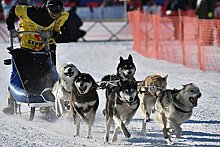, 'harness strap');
62,87,71,94
174,105,192,113
172,91,193,113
